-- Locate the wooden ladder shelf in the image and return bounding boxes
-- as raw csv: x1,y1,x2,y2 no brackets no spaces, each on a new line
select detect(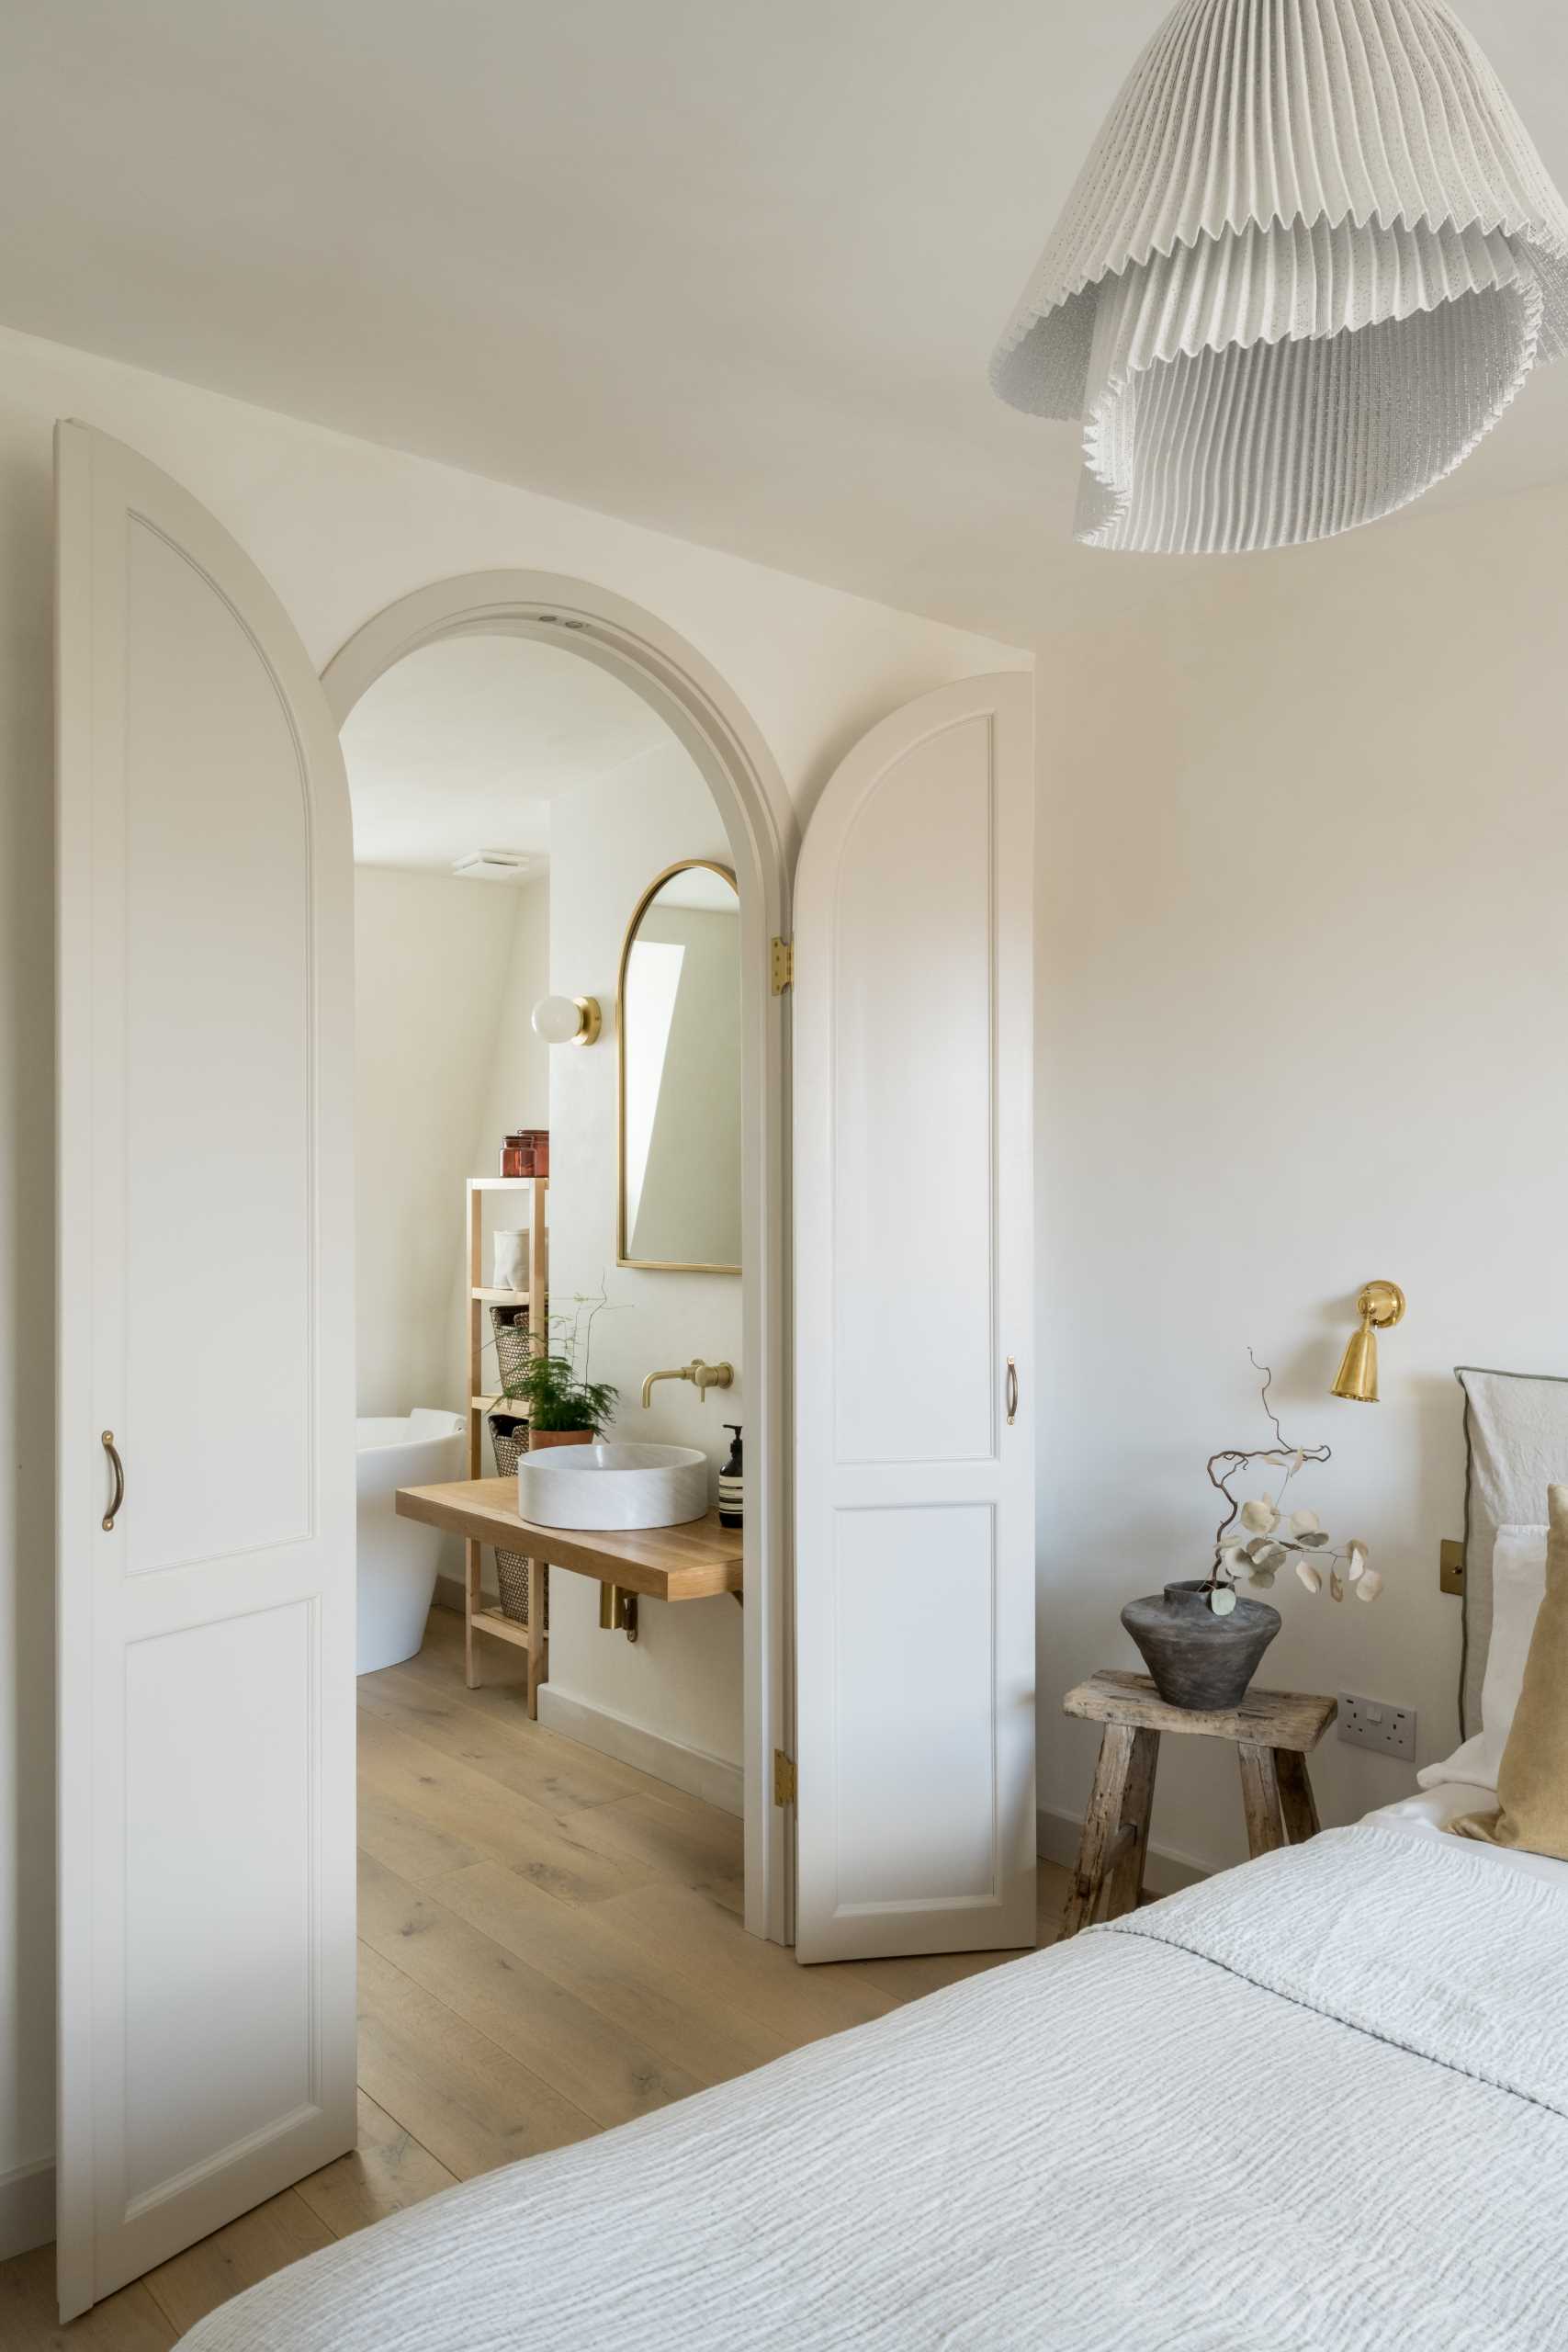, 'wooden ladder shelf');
464,1174,548,1709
